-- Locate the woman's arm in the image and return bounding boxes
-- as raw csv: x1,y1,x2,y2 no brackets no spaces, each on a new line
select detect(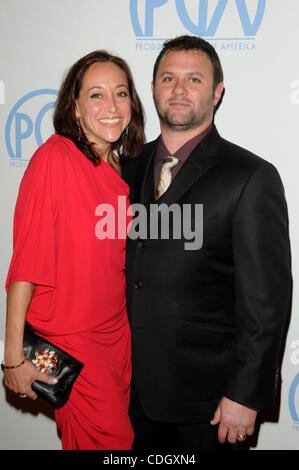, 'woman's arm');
5,282,34,365
3,282,57,400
